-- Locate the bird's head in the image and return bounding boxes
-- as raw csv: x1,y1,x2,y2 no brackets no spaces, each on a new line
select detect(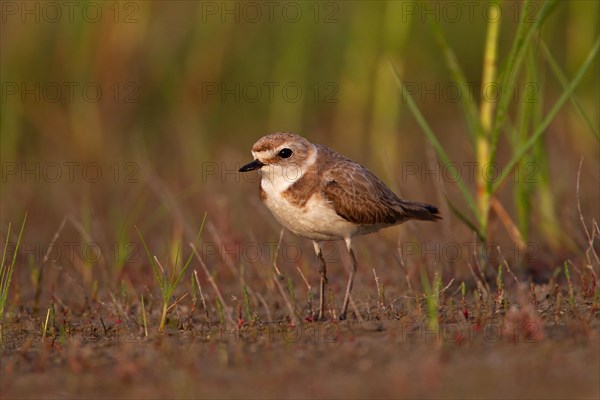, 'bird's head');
239,132,316,185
